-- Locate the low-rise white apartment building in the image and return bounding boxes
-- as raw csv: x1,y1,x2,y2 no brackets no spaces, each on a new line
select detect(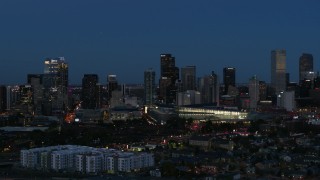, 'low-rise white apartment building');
21,145,154,174
118,152,155,172
21,146,58,169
